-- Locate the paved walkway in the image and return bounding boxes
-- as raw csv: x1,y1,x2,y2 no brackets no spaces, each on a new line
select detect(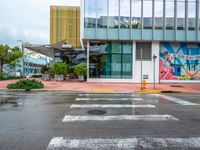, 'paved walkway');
0,79,200,93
